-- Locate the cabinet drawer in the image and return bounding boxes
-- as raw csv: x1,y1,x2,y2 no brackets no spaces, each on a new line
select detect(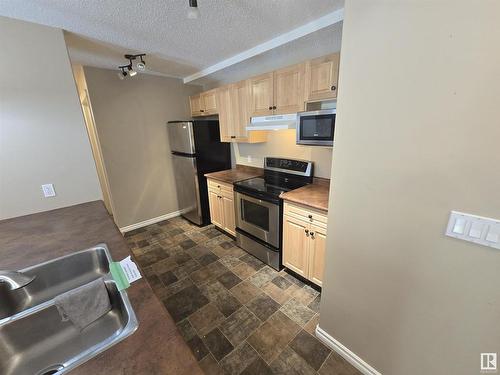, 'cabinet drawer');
207,179,233,193
284,201,328,228
221,186,234,199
